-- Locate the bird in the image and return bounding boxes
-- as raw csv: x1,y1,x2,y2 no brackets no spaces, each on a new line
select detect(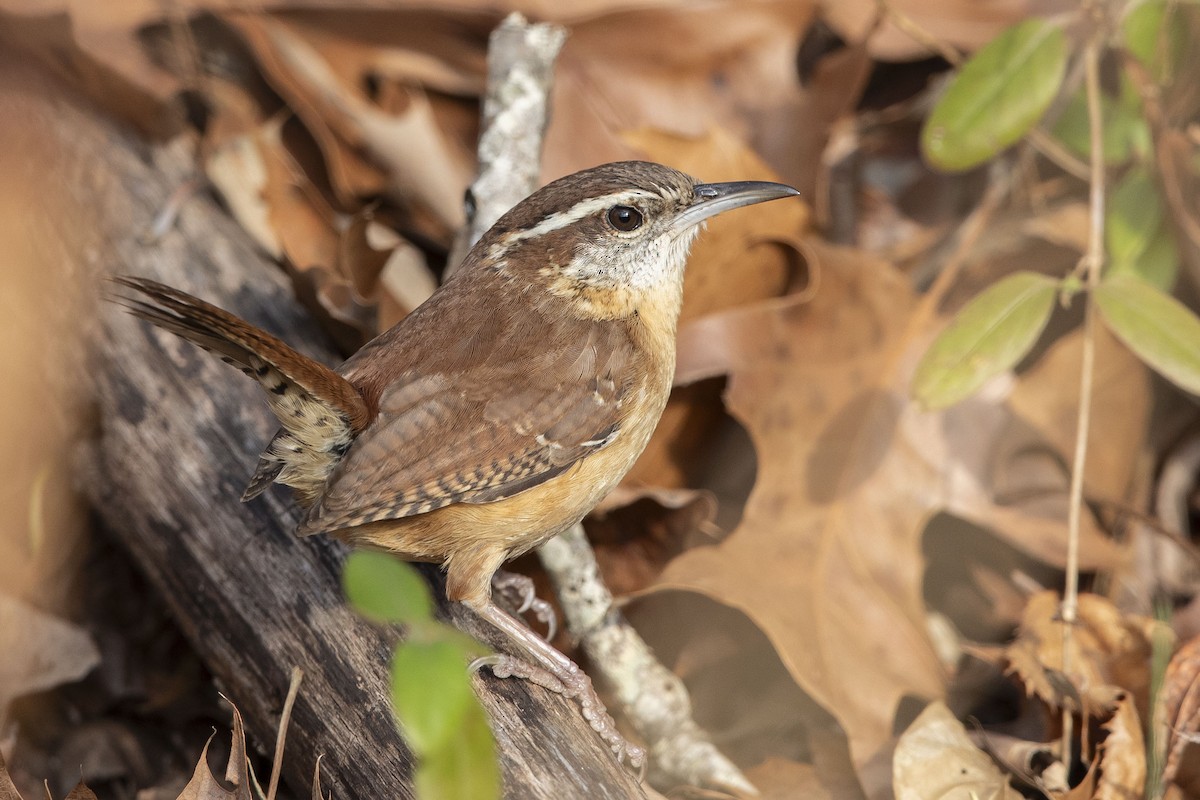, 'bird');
113,160,799,767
